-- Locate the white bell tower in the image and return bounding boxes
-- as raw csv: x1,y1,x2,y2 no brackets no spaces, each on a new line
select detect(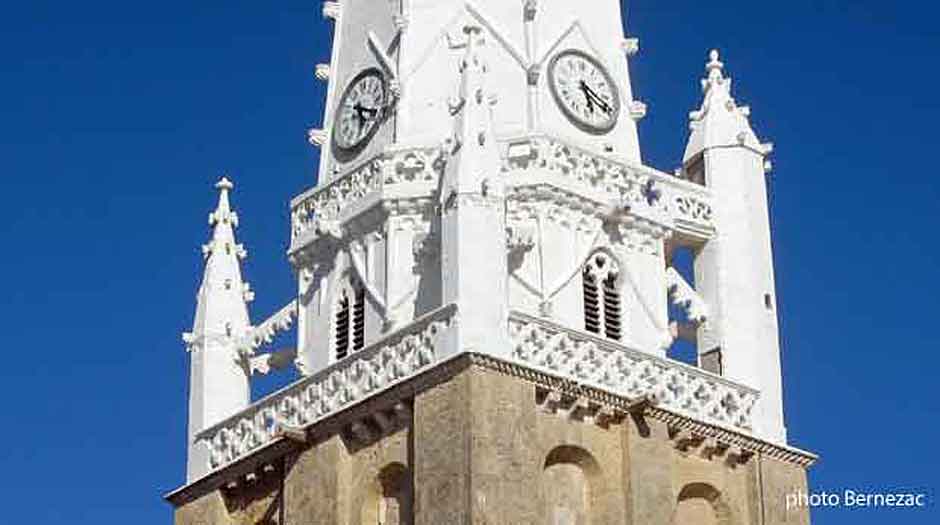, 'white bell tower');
177,1,804,488
294,0,653,374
